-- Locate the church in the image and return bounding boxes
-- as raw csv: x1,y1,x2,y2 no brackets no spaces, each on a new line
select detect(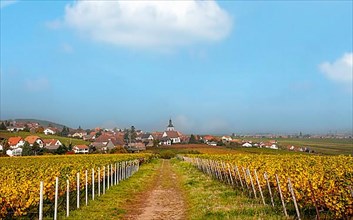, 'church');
161,119,182,145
